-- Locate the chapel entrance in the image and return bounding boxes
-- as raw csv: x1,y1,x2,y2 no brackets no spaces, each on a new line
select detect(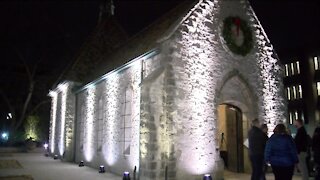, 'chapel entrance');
218,104,244,173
